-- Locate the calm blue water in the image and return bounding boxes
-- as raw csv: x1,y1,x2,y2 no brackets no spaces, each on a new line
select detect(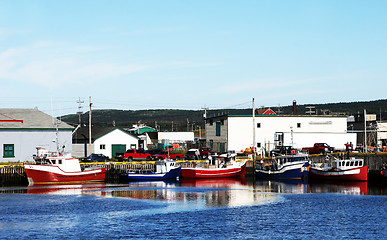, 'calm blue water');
0,179,386,239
